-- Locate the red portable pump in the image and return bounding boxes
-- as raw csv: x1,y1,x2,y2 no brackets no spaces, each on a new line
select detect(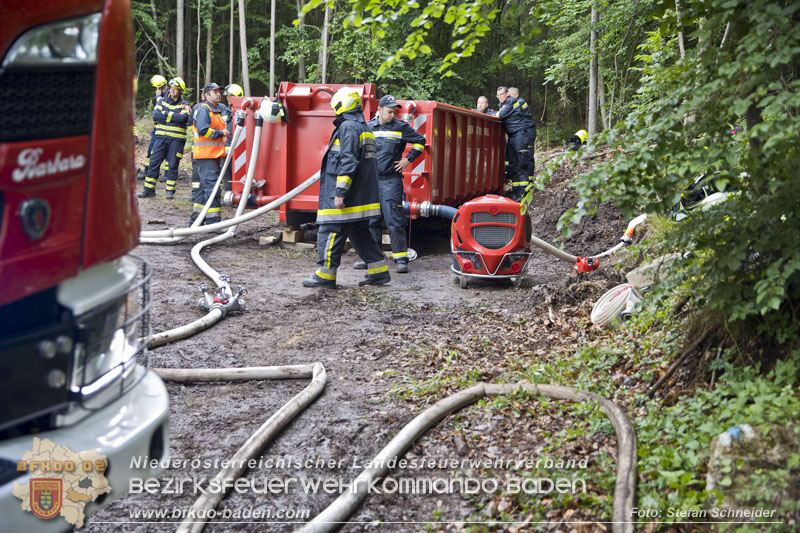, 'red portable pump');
451,195,532,288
